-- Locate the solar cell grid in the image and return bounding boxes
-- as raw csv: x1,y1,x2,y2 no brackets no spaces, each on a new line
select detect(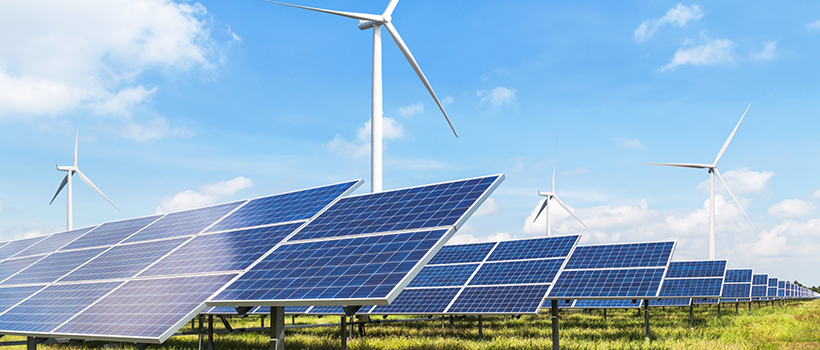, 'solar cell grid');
652,298,692,307
448,285,551,314
549,268,666,298
2,248,106,286
693,298,719,304
751,286,768,298
722,283,752,298
0,256,43,283
0,237,47,261
665,260,727,278
14,226,96,258
724,269,753,283
61,215,162,251
369,288,460,314
486,235,578,262
406,264,479,288
0,286,46,314
139,223,302,277
206,181,361,233
427,242,496,265
289,176,500,241
571,299,644,309
753,274,768,286
768,278,778,287
123,202,244,243
60,238,188,282
468,259,563,286
658,278,723,297
563,242,674,270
